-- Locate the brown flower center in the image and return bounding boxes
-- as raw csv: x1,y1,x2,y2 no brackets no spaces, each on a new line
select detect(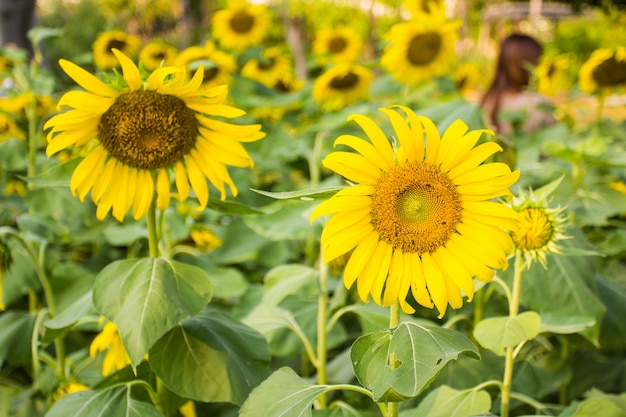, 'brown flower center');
329,36,348,54
98,90,198,169
230,10,255,33
591,54,626,87
329,71,358,90
407,32,442,66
